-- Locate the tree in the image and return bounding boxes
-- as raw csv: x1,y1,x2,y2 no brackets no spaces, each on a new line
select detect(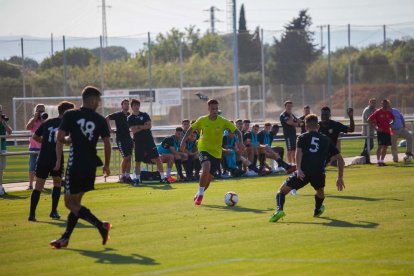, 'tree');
91,46,129,62
8,56,39,70
40,48,95,69
268,9,321,84
0,61,21,78
238,5,261,72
